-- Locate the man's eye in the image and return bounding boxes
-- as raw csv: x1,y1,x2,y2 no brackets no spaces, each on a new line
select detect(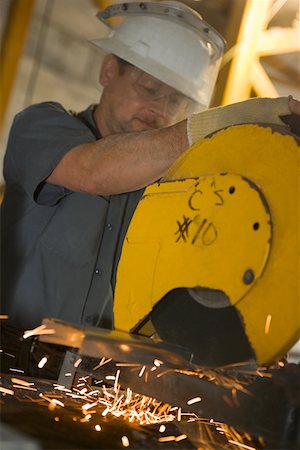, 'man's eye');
169,95,181,107
142,85,158,96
